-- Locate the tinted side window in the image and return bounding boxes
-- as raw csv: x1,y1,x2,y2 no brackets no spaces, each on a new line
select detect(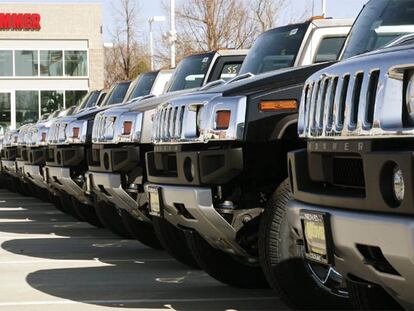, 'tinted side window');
219,63,243,81
314,36,347,63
